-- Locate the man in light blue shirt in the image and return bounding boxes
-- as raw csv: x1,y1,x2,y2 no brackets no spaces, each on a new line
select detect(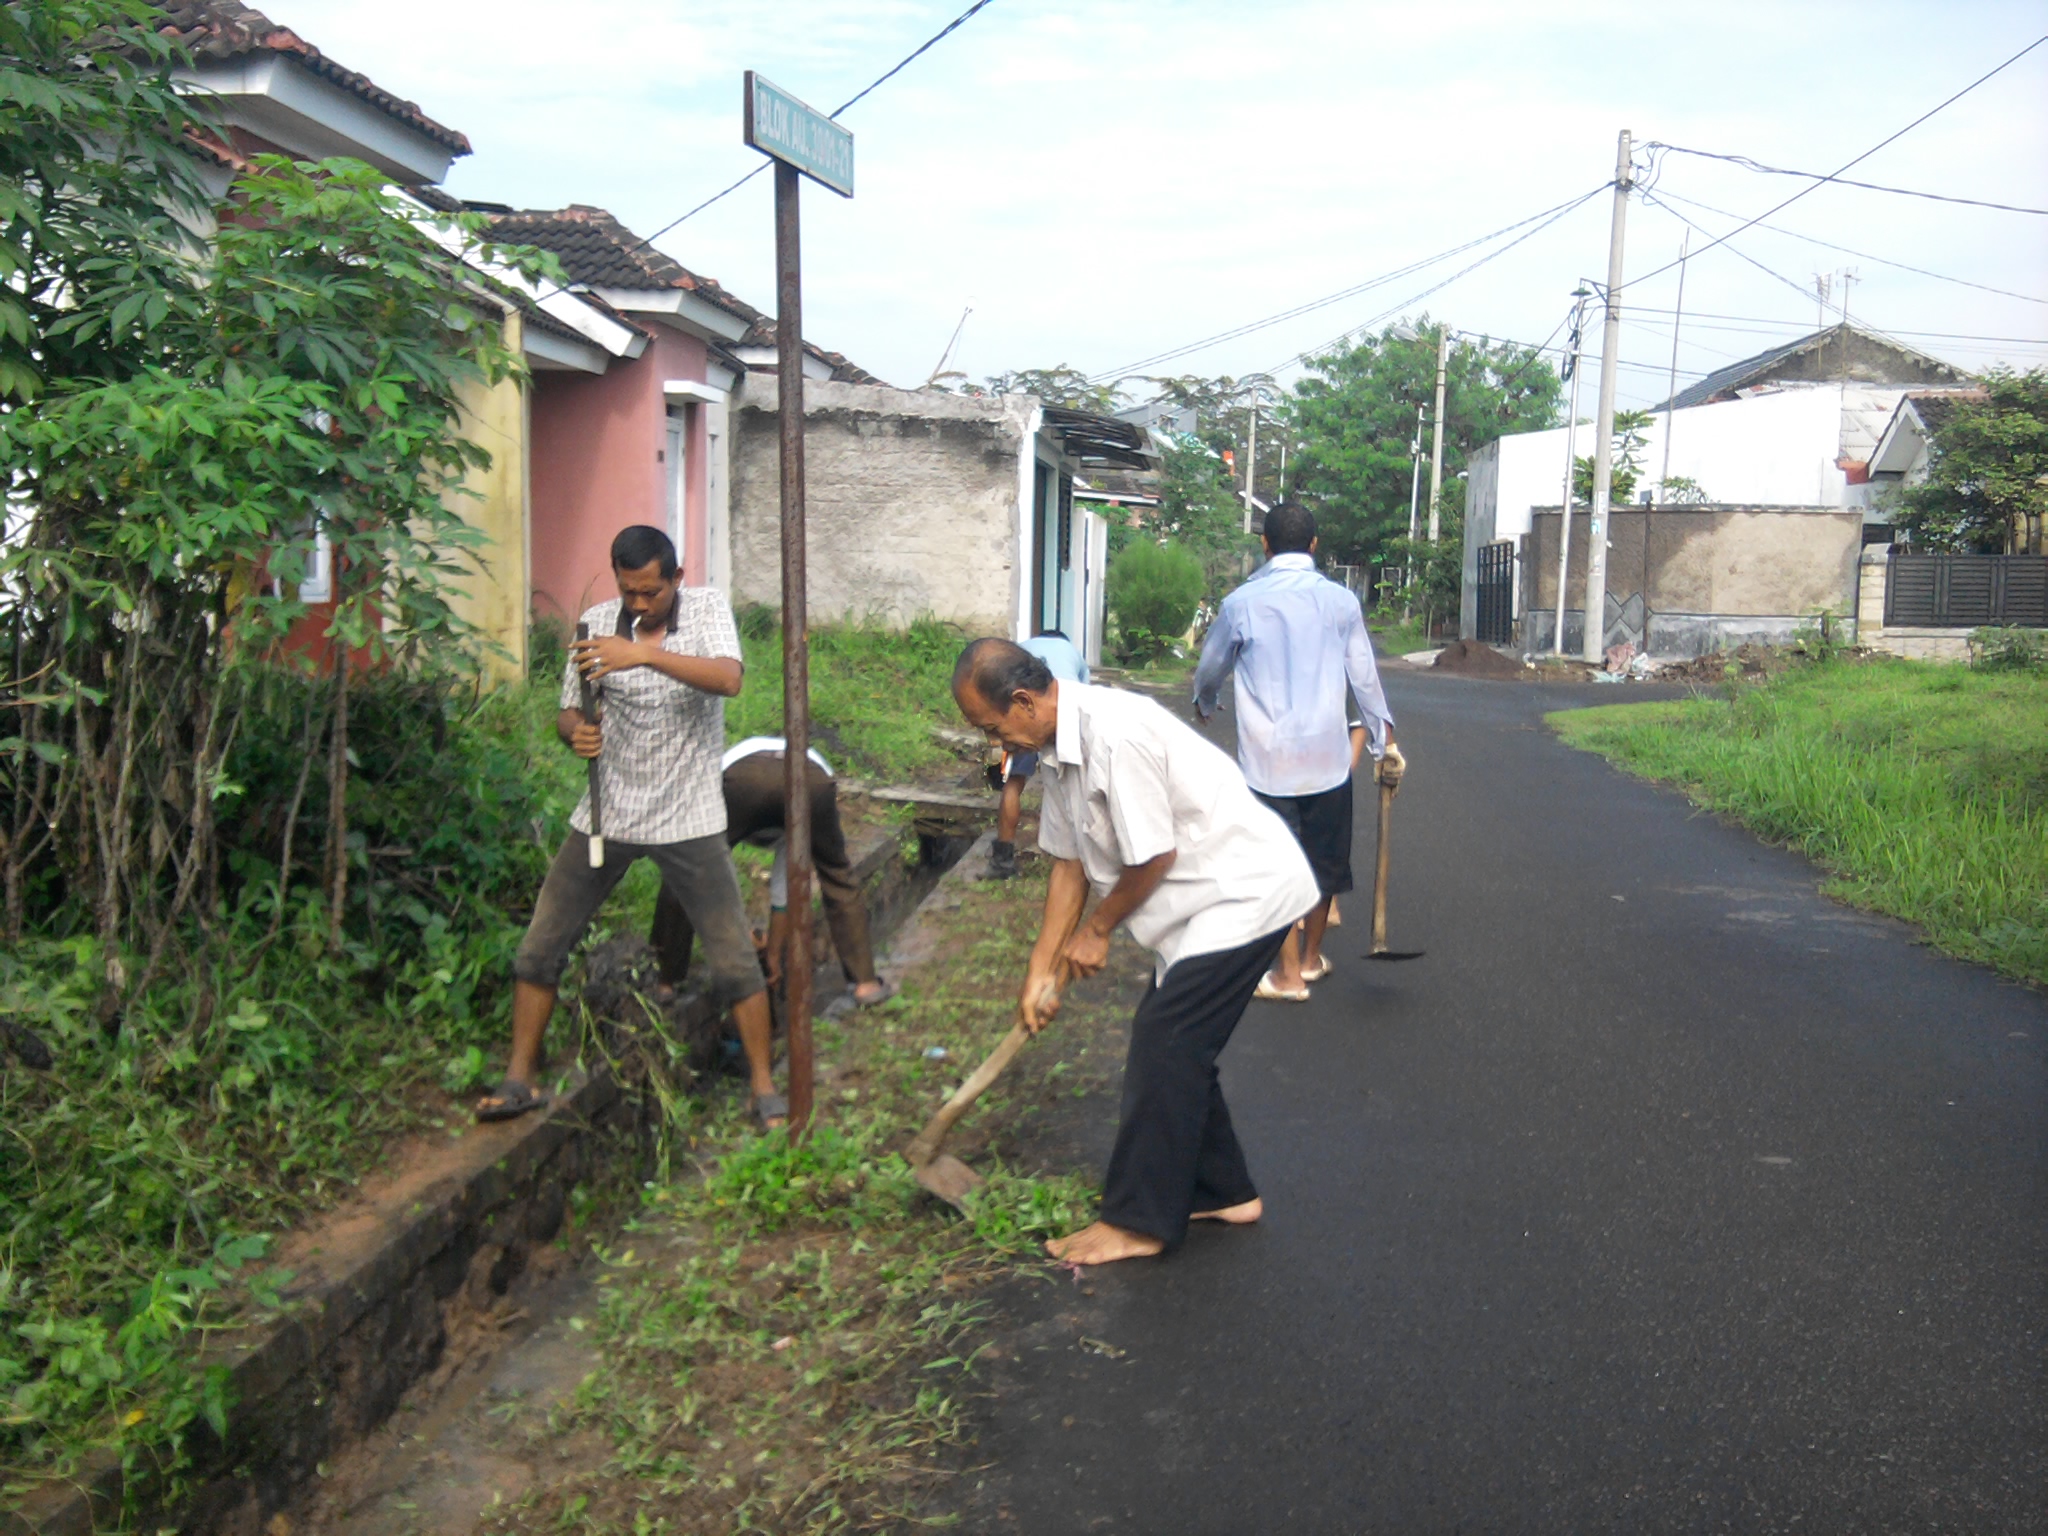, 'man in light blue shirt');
988,630,1089,879
1193,502,1404,998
